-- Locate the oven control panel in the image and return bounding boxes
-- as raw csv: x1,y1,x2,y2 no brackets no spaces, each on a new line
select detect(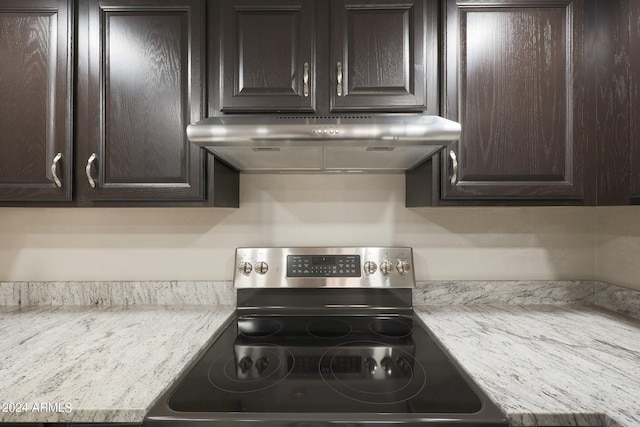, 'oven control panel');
287,255,361,277
234,247,414,288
